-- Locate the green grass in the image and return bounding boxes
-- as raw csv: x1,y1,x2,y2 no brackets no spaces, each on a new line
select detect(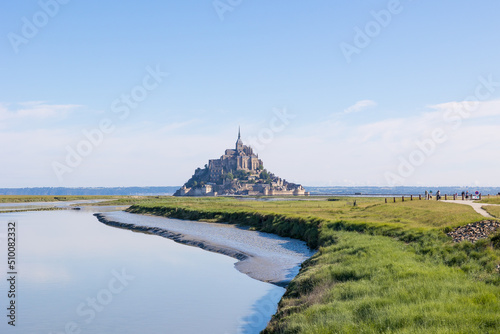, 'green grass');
80,196,169,206
125,196,481,231
0,195,119,203
484,205,500,218
122,196,500,333
0,207,67,213
477,195,500,204
265,232,500,334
